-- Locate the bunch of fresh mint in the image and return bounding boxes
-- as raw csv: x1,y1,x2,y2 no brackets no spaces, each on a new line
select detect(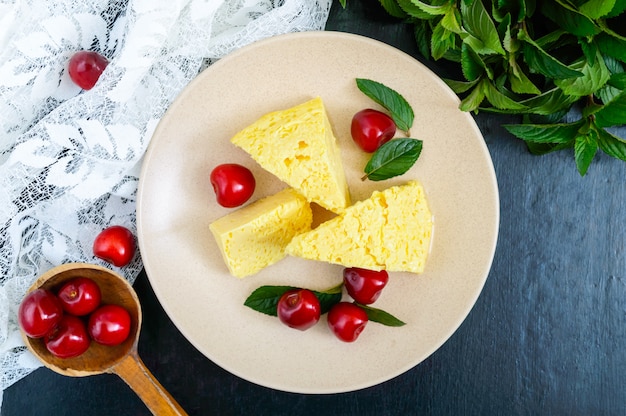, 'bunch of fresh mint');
341,0,626,175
